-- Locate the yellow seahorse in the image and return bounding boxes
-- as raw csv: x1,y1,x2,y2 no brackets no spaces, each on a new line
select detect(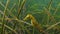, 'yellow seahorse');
23,14,48,34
